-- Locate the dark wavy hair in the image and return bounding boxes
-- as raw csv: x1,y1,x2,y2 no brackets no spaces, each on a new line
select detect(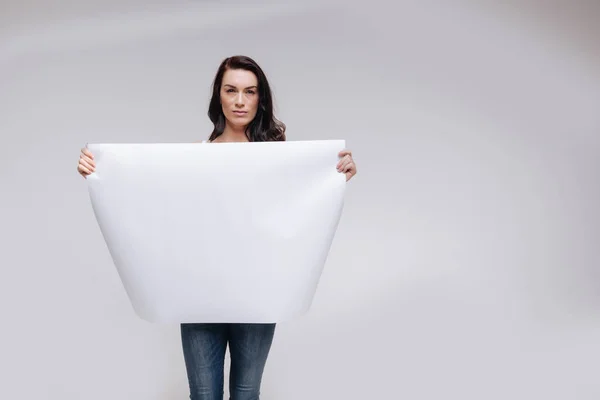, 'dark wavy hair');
208,55,286,142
